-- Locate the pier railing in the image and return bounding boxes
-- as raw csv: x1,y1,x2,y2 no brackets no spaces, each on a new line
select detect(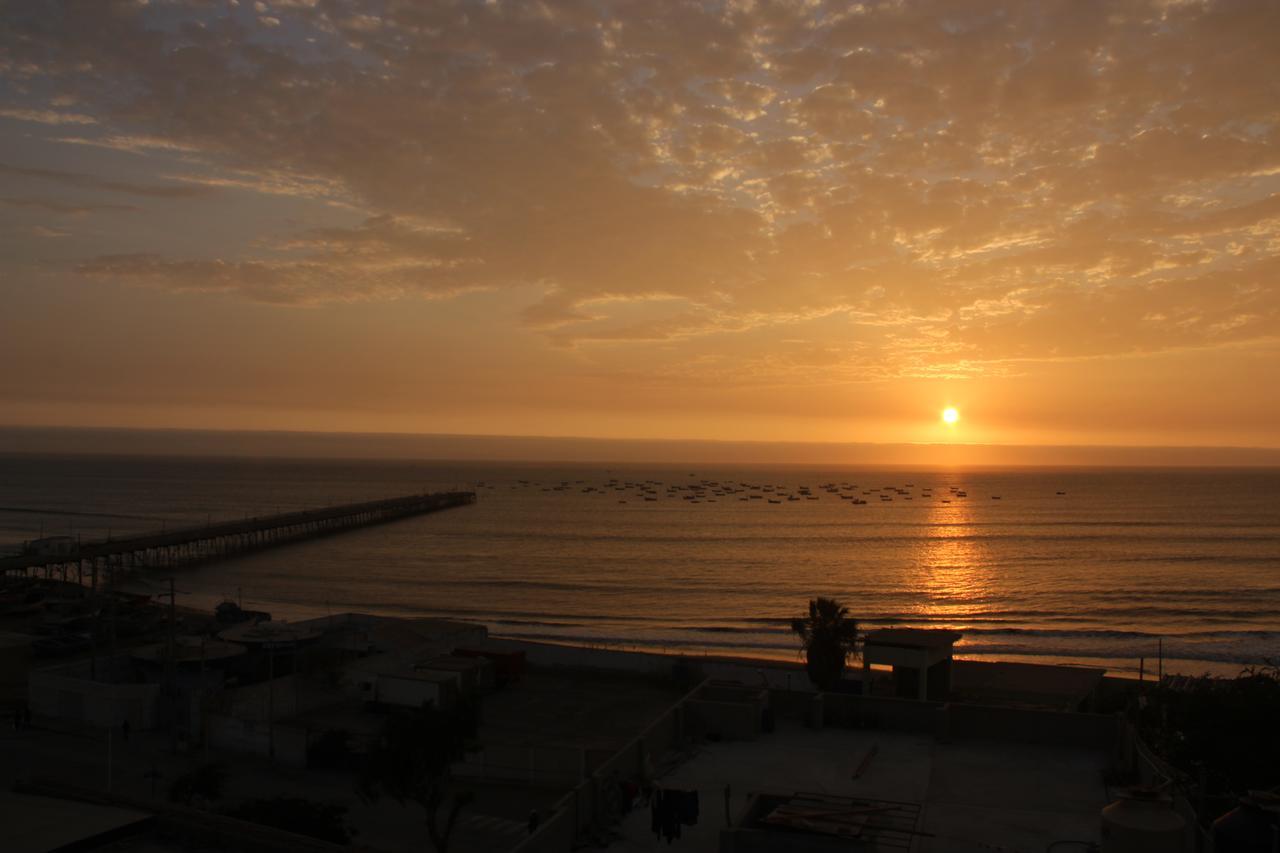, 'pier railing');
1,490,476,582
